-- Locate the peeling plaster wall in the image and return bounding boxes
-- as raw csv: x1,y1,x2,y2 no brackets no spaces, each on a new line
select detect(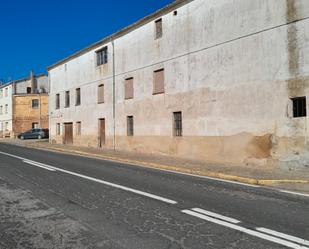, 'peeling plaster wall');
49,0,309,167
